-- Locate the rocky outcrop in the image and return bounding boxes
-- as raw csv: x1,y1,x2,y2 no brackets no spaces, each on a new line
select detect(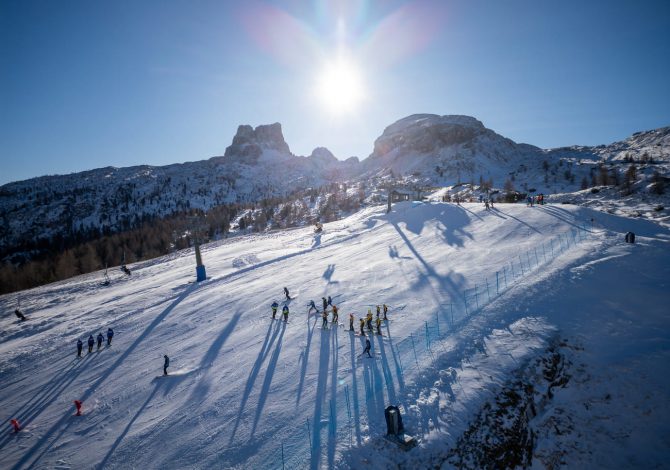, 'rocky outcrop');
224,123,291,164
